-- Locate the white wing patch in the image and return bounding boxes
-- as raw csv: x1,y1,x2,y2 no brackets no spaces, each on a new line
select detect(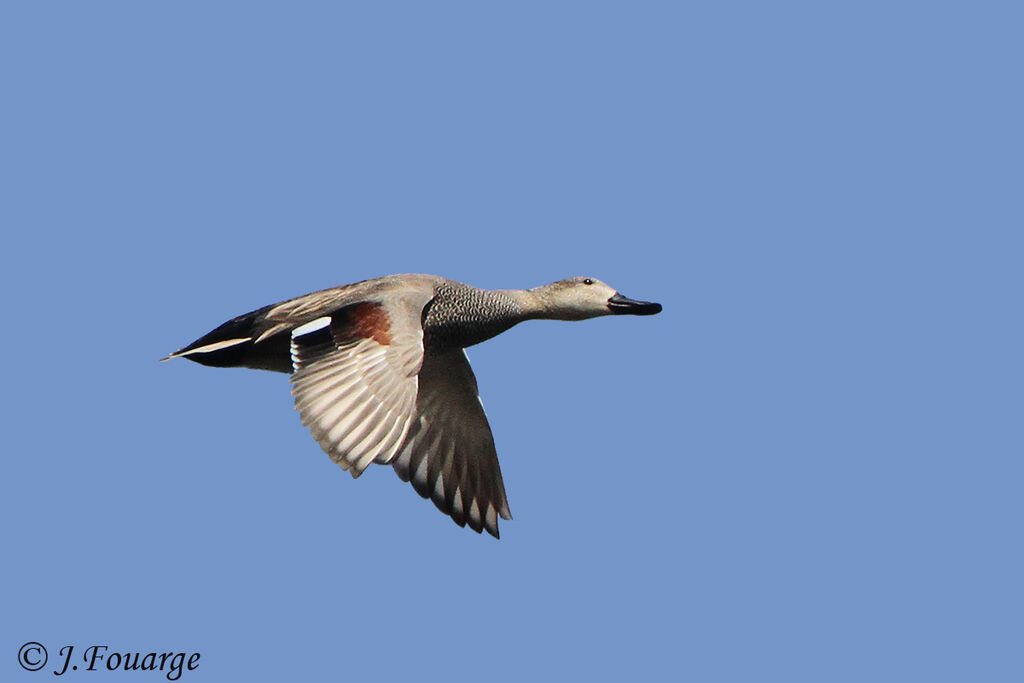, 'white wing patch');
291,316,332,337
